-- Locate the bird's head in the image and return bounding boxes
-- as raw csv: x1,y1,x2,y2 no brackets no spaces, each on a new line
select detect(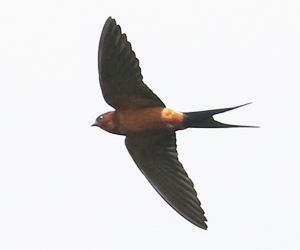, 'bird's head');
91,111,116,134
